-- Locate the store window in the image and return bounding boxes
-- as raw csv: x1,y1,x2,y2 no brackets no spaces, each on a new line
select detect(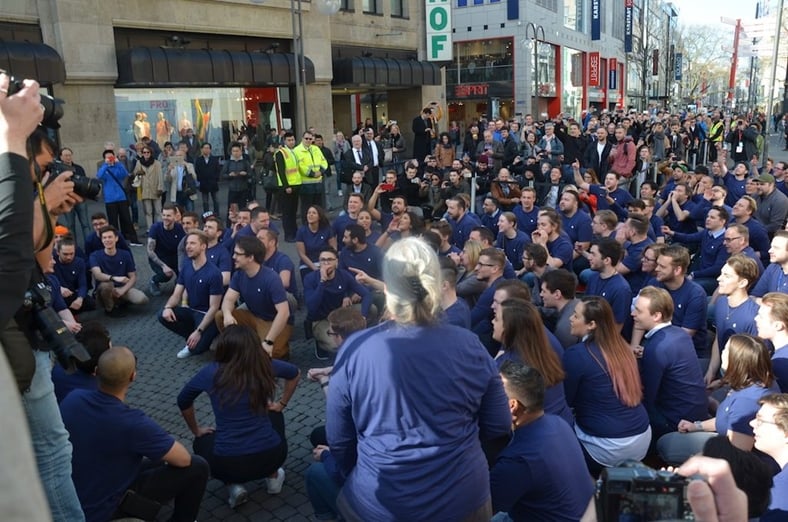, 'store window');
533,42,557,98
391,0,407,17
363,0,382,14
448,38,514,86
563,0,584,32
561,47,584,118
